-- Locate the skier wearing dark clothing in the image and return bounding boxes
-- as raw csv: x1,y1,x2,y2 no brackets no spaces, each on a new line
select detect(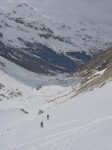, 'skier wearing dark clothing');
40,121,43,128
47,114,49,120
